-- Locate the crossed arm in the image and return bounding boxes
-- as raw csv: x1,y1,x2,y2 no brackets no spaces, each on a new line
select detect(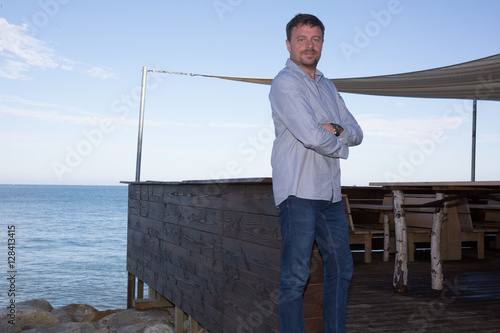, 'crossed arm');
321,123,344,136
